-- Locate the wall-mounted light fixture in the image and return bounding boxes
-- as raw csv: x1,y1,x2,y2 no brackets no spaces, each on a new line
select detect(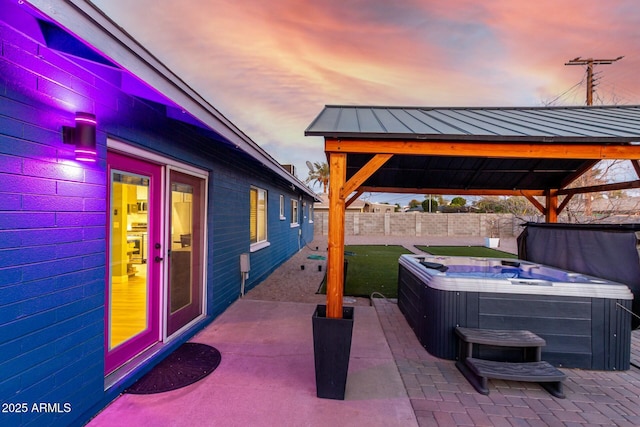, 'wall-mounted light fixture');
63,112,97,162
